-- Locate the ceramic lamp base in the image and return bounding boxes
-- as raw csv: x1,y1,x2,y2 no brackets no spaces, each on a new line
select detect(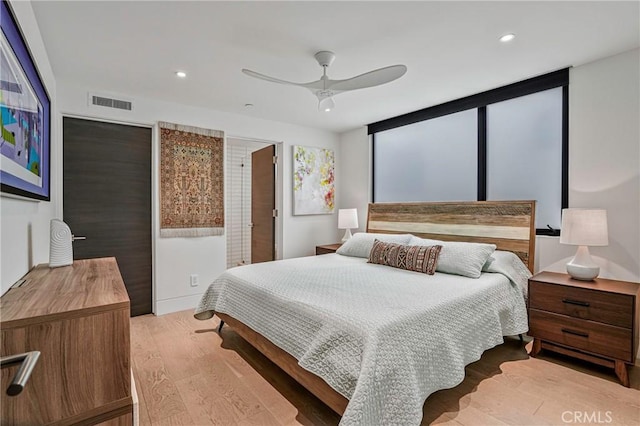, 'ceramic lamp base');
566,245,600,281
341,228,353,243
